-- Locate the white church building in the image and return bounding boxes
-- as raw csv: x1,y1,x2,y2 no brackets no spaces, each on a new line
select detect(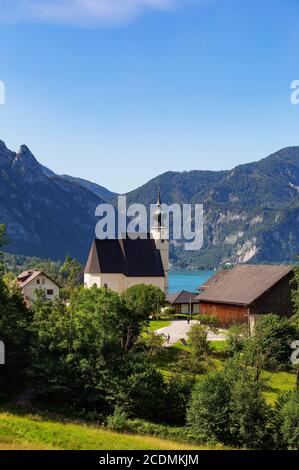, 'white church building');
84,191,169,294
